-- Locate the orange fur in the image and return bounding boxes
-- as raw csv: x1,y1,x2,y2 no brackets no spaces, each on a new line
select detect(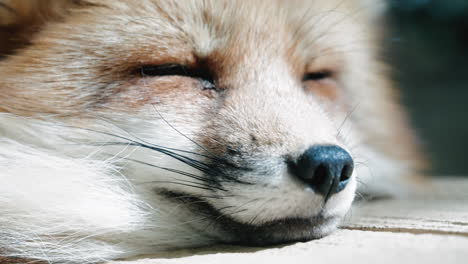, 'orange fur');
0,1,425,263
